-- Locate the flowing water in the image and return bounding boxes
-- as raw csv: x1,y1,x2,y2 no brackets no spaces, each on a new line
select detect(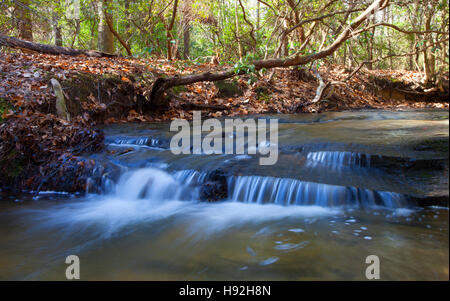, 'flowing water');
0,110,448,280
